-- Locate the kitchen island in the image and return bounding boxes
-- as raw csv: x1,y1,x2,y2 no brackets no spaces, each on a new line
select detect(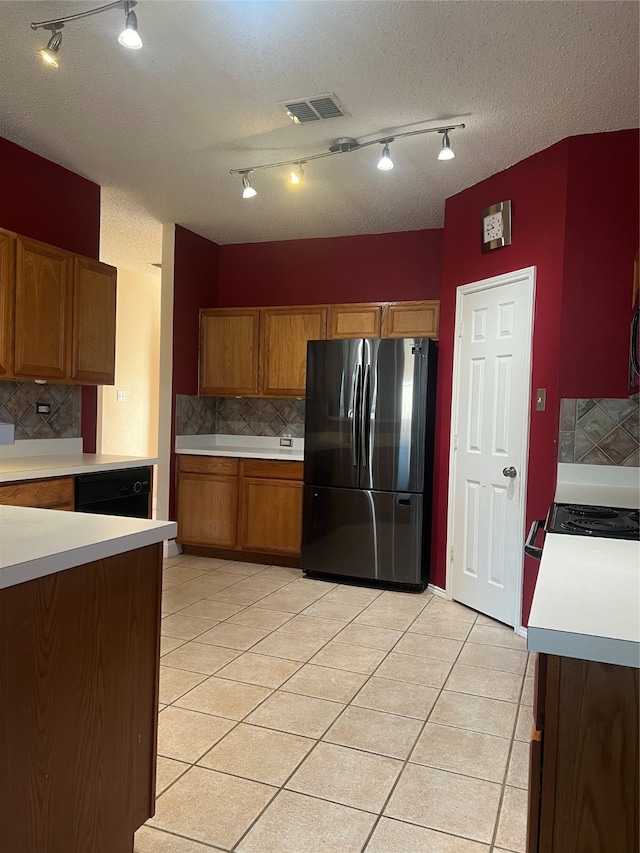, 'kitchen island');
526,533,639,853
0,506,176,853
